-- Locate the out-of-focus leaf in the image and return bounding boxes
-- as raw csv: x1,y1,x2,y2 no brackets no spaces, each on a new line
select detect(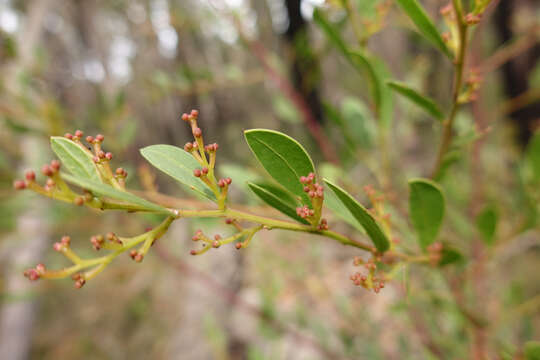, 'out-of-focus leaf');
476,205,498,245
525,341,540,360
409,178,445,249
140,145,215,201
324,179,389,252
50,137,101,183
395,0,452,57
387,81,444,120
244,129,315,204
341,97,374,148
313,9,350,57
272,95,300,124
439,245,464,266
247,182,309,224
61,173,170,214
526,132,540,182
